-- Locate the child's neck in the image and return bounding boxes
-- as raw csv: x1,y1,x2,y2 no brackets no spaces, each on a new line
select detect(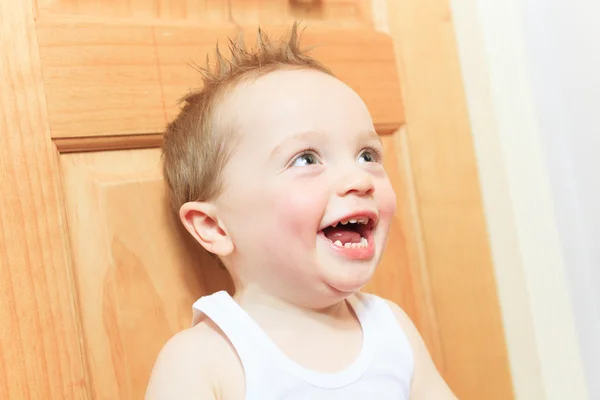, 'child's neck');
231,284,364,373
233,284,357,330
